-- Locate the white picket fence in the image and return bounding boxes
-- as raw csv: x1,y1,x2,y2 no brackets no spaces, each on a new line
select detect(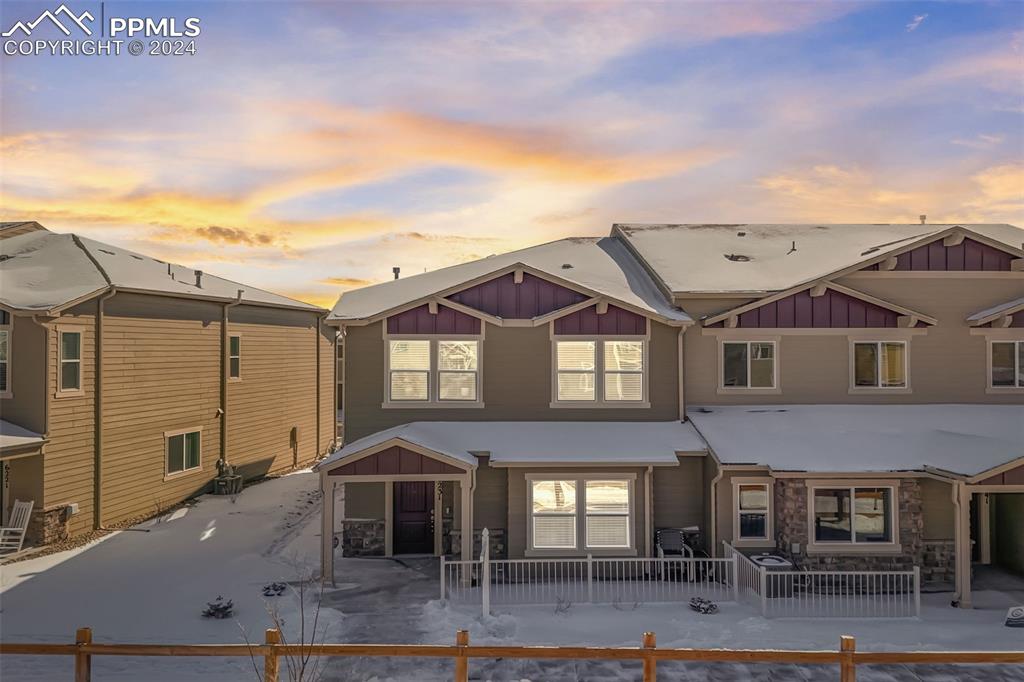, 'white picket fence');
442,529,737,616
723,542,920,619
